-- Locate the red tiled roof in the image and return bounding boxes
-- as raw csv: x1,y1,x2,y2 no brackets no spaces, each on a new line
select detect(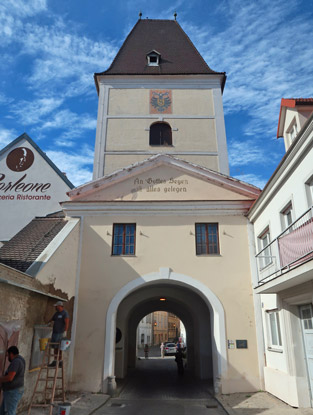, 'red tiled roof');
95,19,226,89
0,218,67,273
